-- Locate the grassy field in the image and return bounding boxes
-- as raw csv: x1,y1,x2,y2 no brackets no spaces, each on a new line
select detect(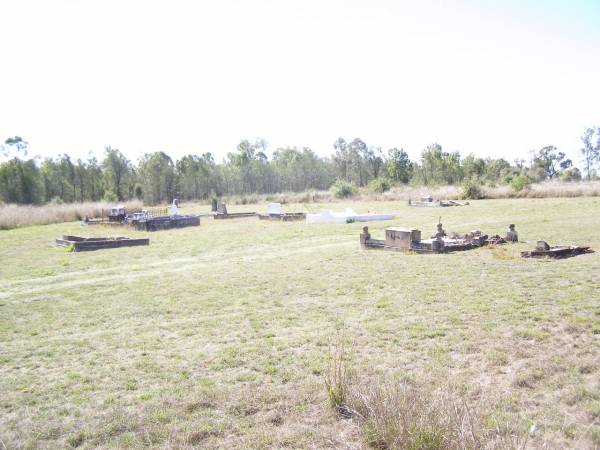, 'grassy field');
1,198,599,449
